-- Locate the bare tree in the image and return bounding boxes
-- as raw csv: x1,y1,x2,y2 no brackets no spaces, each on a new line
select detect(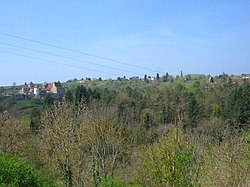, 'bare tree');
39,102,129,186
0,113,30,155
203,135,250,187
39,101,90,186
84,107,130,185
